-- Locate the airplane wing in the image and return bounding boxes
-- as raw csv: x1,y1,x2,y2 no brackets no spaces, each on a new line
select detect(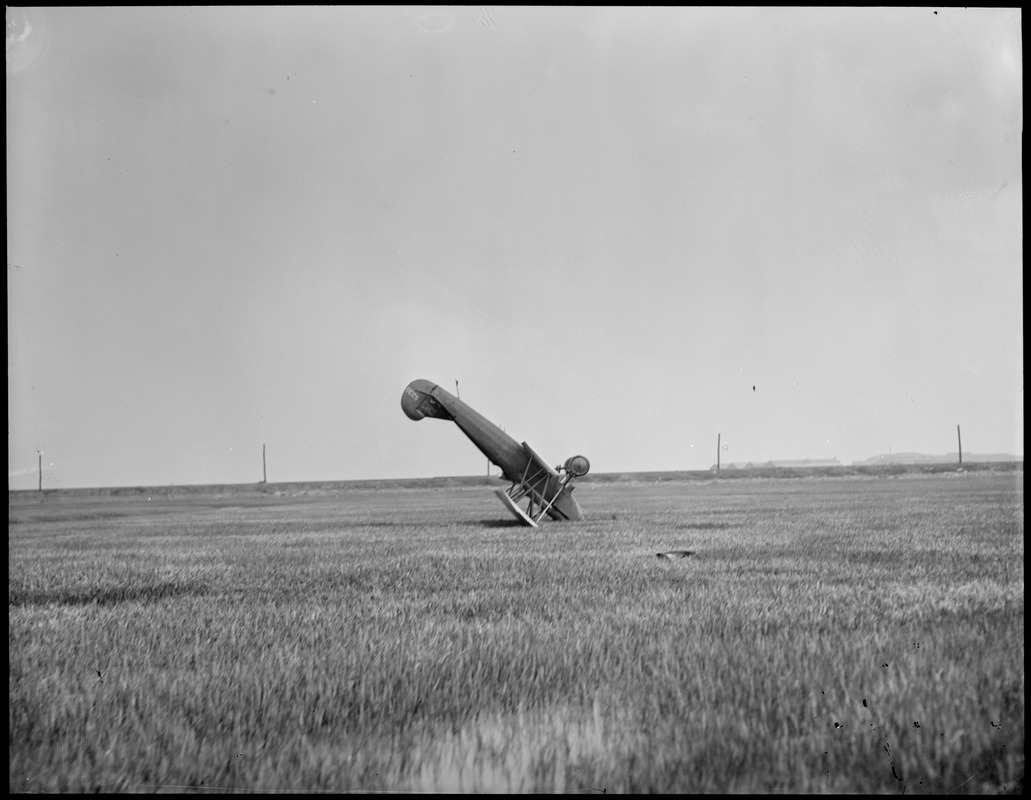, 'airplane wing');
521,442,584,522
